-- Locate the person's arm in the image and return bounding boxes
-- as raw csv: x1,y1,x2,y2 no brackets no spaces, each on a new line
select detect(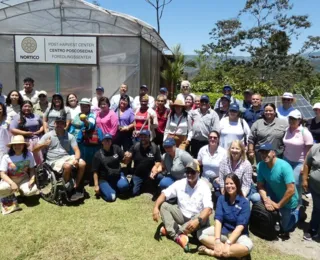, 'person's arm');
163,115,171,141
219,159,227,194
43,109,49,133
211,111,220,132
65,108,71,131
0,171,18,191
242,162,253,197
150,110,158,129
302,149,312,192
184,207,212,235
186,115,193,142
152,192,166,222
32,135,51,153
150,162,162,179
10,116,33,137
271,183,295,210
